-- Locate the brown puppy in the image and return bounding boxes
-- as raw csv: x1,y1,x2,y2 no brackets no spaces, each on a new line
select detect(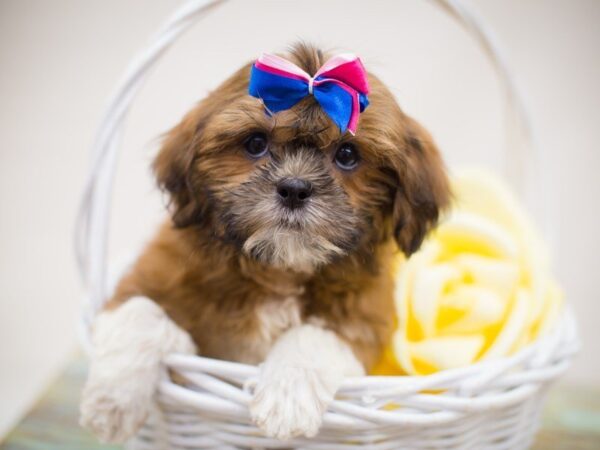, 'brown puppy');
80,43,449,443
